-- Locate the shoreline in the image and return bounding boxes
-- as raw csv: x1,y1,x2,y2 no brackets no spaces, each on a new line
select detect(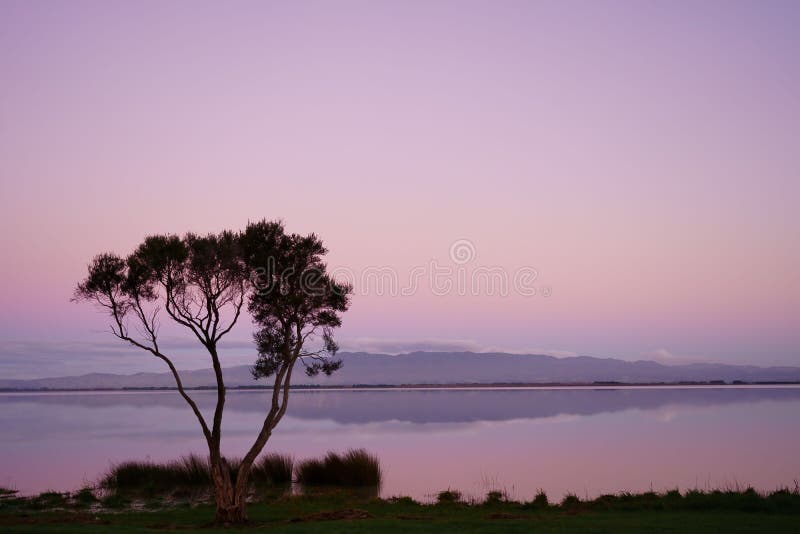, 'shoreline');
2,381,800,394
2,486,800,532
